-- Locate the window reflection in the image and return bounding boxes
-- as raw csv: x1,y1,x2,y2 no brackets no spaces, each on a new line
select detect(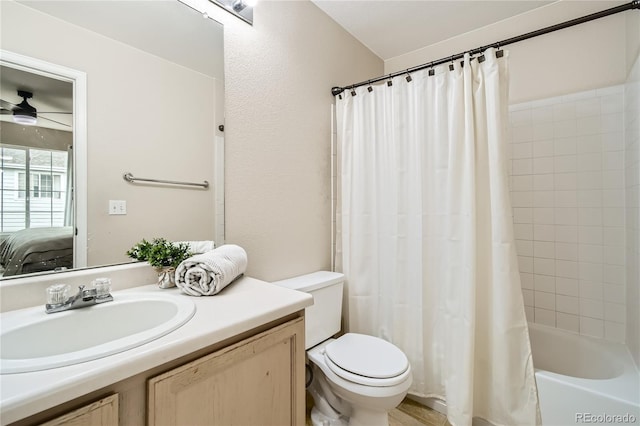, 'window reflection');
0,145,68,231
